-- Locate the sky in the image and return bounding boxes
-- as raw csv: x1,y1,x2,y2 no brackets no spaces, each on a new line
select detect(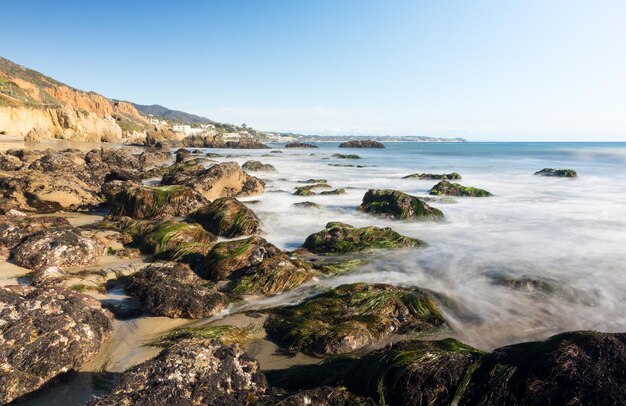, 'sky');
2,0,626,141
